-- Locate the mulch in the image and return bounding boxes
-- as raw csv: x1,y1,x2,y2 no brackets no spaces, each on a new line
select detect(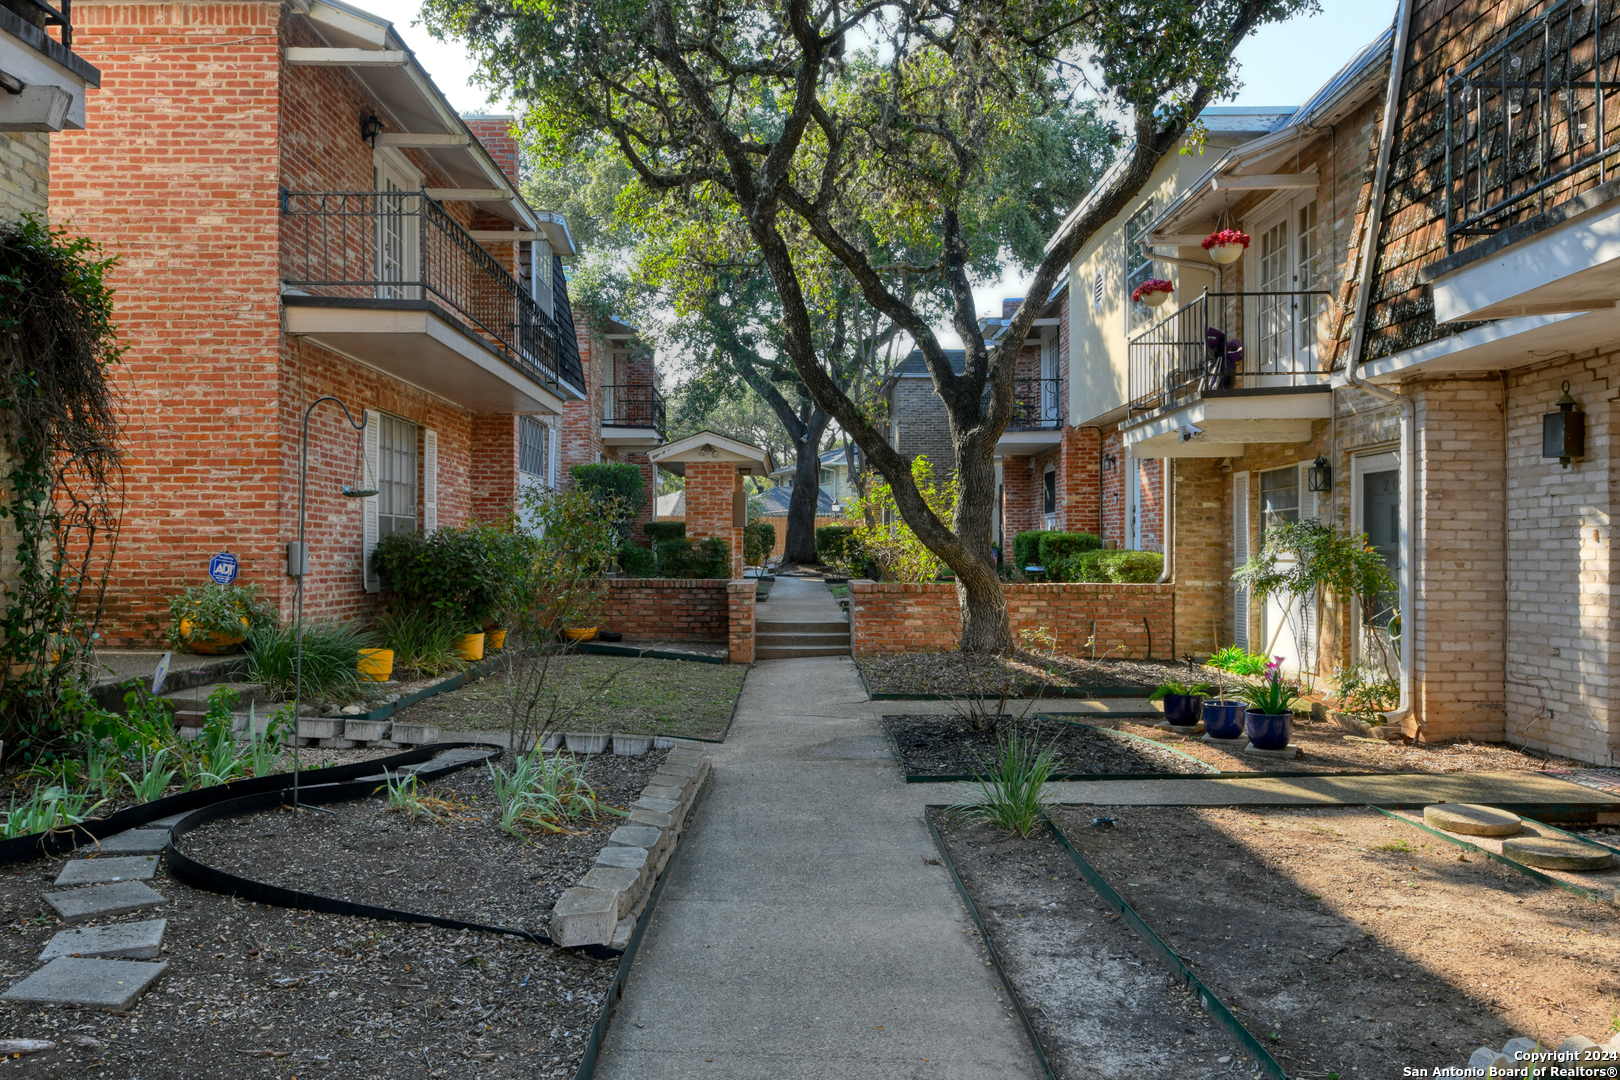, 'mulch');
0,748,668,1080
882,714,1208,778
858,651,1224,696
